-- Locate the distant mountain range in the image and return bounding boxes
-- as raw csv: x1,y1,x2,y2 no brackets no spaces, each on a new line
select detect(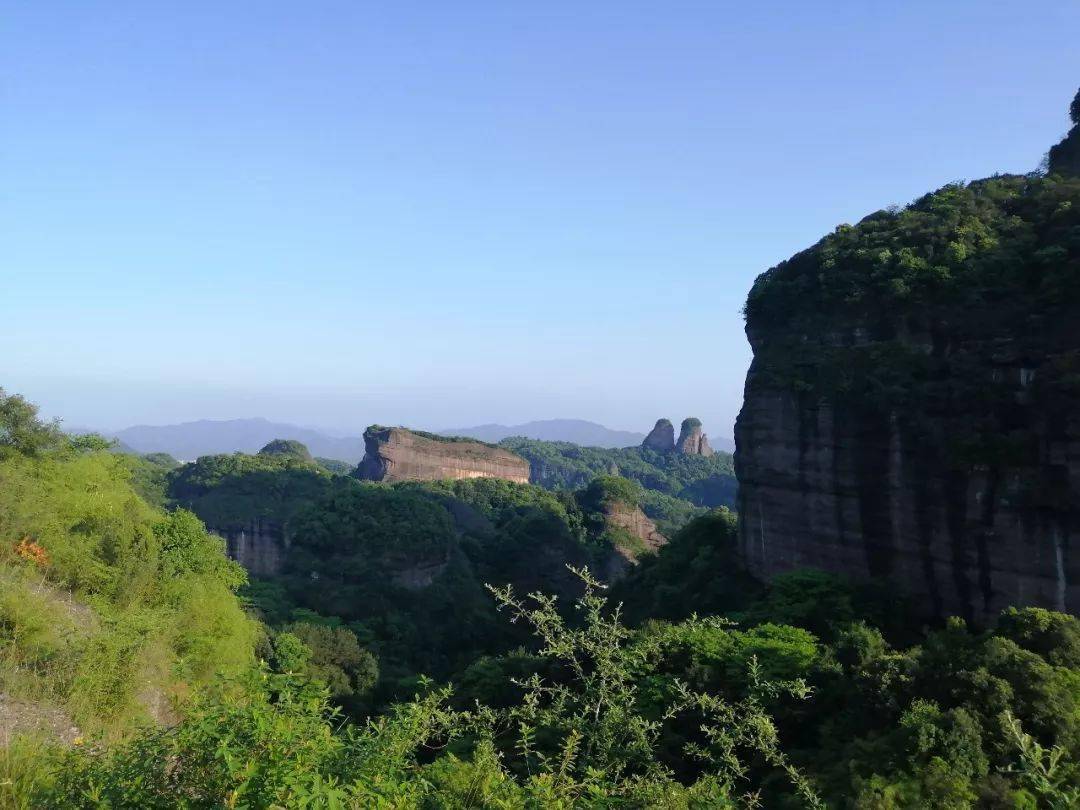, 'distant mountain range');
439,419,645,448
92,417,663,462
107,418,367,462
